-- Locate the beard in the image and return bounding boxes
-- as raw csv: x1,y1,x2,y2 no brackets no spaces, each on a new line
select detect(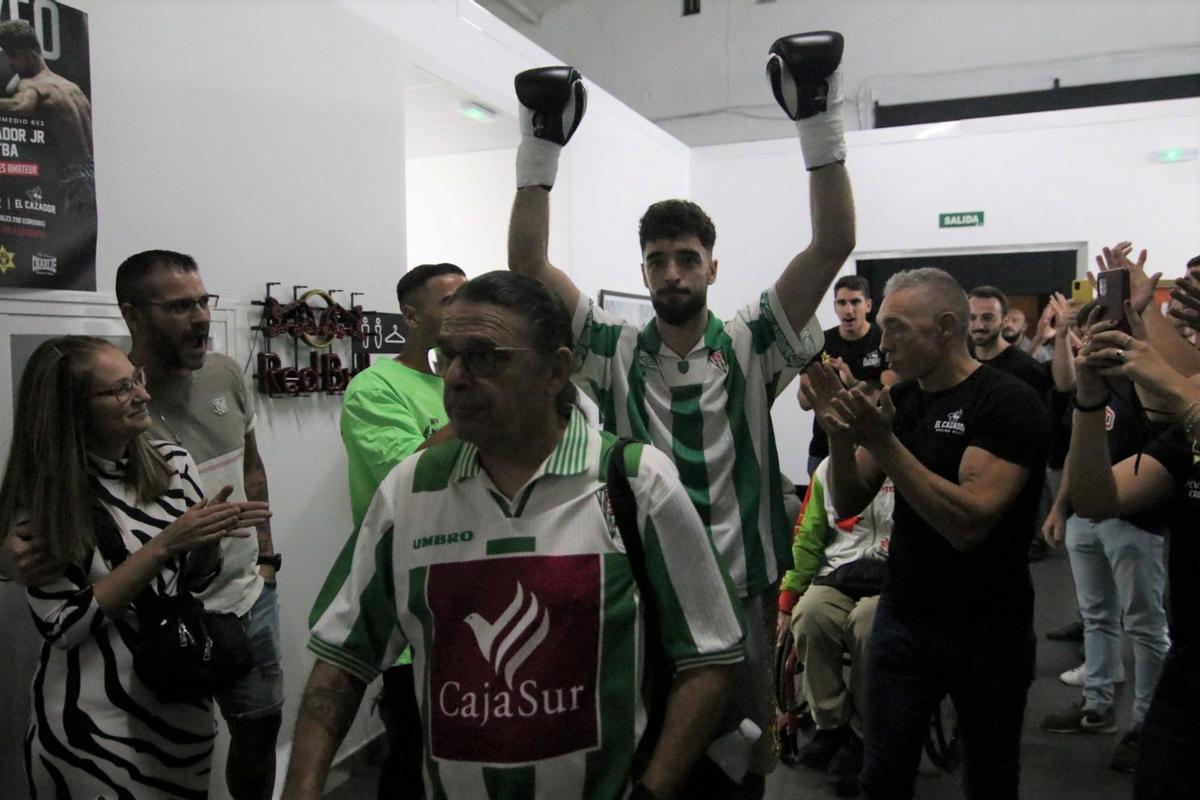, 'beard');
1001,328,1021,344
651,289,706,327
972,328,1001,349
148,324,208,371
